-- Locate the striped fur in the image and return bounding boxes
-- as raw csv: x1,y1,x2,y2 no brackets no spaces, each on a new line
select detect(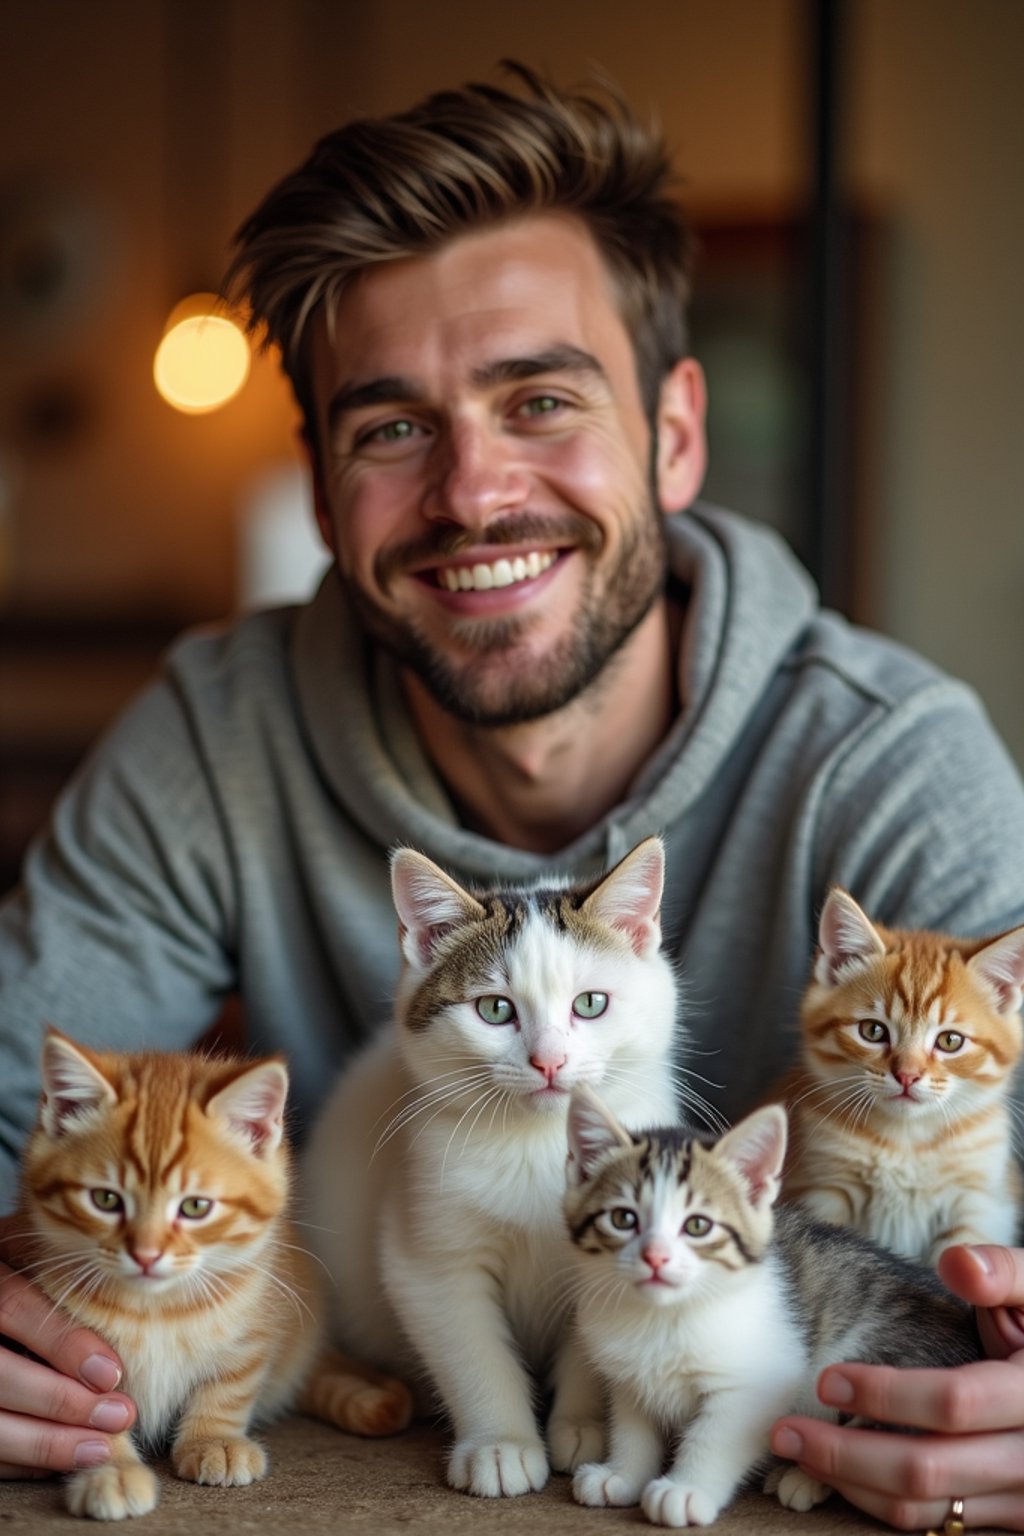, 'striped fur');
563,1088,979,1526
11,1031,411,1521
780,889,1024,1267
304,836,687,1499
